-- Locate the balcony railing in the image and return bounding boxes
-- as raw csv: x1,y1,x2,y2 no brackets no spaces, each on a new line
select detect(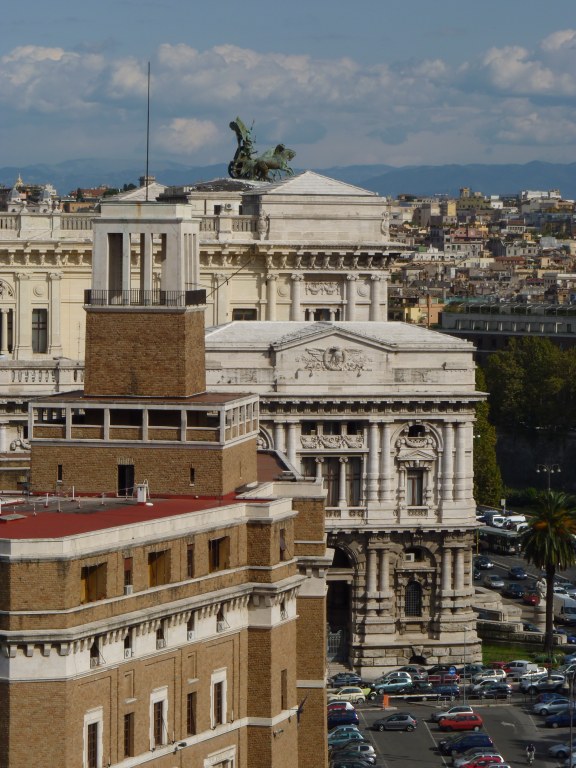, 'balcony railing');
84,289,206,307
